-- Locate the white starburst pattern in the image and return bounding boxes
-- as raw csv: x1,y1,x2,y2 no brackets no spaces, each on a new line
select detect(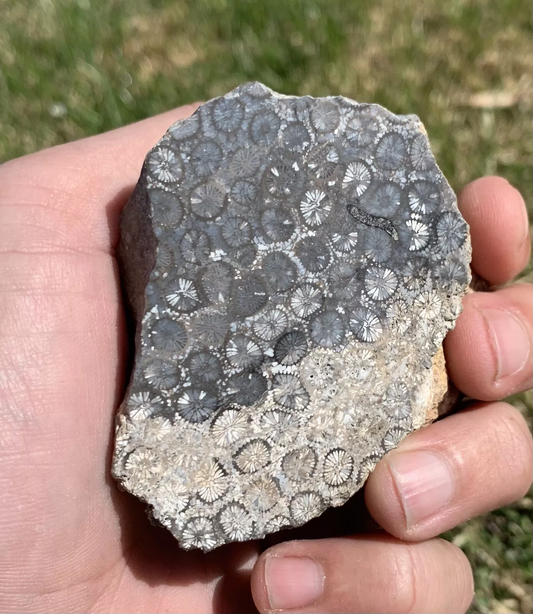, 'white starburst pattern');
181,517,217,550
323,448,354,486
128,391,162,420
148,148,182,183
306,411,335,442
226,334,263,369
221,216,251,247
405,218,430,251
230,147,263,177
181,229,210,264
364,267,398,301
211,409,249,446
364,182,402,216
386,382,410,419
190,183,226,219
124,448,161,483
408,181,440,214
194,461,227,502
166,278,199,311
311,100,340,132
219,504,254,541
177,388,218,423
349,308,383,343
309,311,346,347
247,477,280,512
265,515,291,534
230,179,257,205
437,212,466,254
250,110,281,145
235,440,271,473
386,299,411,334
201,262,233,303
290,491,325,524
273,374,310,410
274,330,308,365
437,259,469,290
151,318,188,353
415,290,442,319
290,284,323,318
190,140,223,176
261,410,297,442
253,308,288,341
193,312,229,347
169,114,199,141
401,260,429,295
150,189,183,226
345,113,380,147
212,97,244,132
144,416,173,442
331,230,358,253
374,132,407,170
261,208,295,242
364,229,392,262
300,190,331,226
282,448,317,481
187,352,222,383
342,160,372,195
156,477,189,514
410,133,433,170
383,427,405,451
261,251,297,292
143,358,178,389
